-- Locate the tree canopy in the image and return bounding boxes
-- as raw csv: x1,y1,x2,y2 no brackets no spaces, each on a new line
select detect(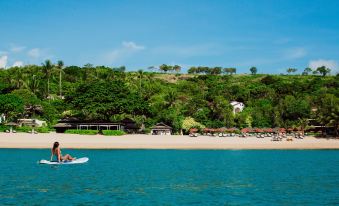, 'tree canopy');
0,60,337,134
